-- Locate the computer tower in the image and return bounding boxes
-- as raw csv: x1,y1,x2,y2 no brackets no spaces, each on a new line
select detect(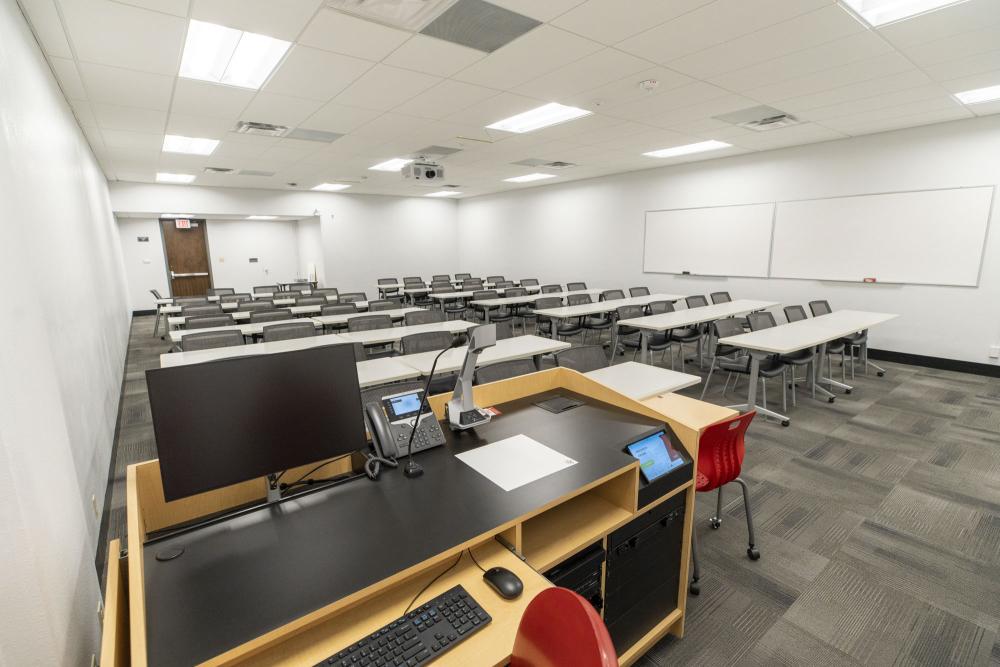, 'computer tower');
542,541,605,612
603,493,685,653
